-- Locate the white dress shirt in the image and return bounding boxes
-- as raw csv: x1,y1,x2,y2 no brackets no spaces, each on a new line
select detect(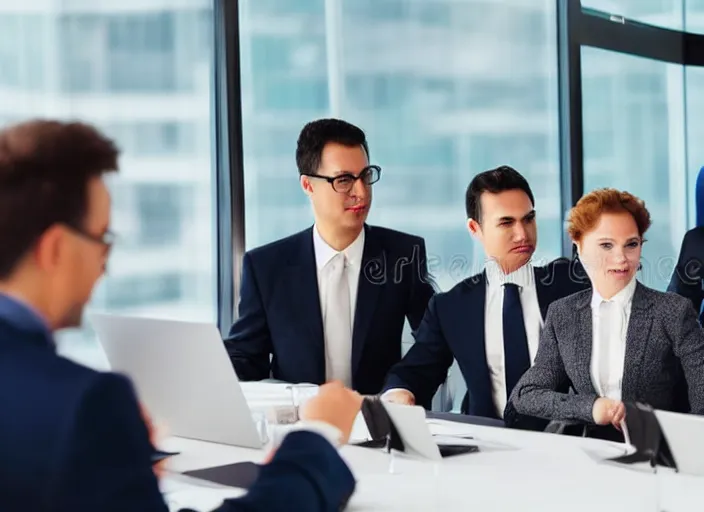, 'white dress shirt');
485,260,543,418
589,277,636,400
313,225,364,385
269,421,343,451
